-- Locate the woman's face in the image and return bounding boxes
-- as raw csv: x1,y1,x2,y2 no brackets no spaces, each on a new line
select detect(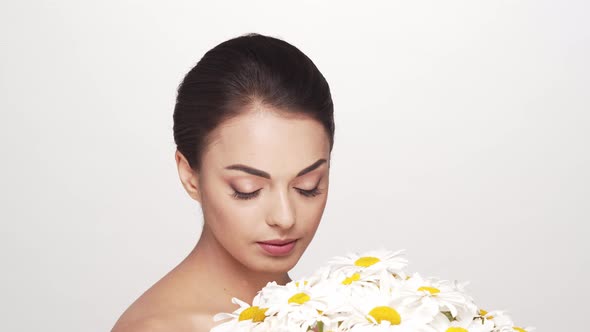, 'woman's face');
178,106,331,274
